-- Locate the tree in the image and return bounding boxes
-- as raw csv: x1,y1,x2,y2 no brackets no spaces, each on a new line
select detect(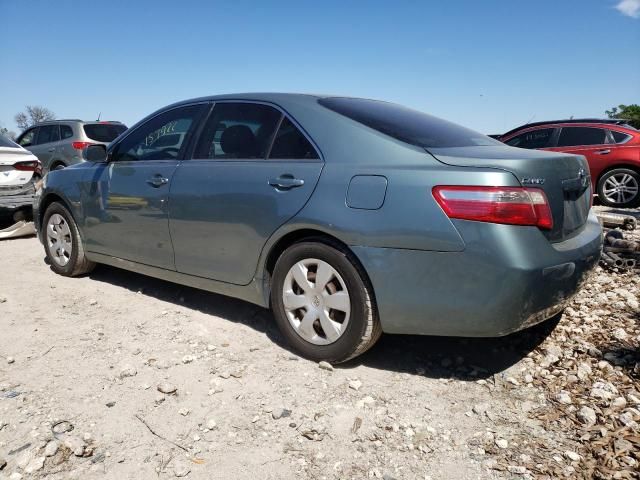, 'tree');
14,105,56,131
605,104,640,129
